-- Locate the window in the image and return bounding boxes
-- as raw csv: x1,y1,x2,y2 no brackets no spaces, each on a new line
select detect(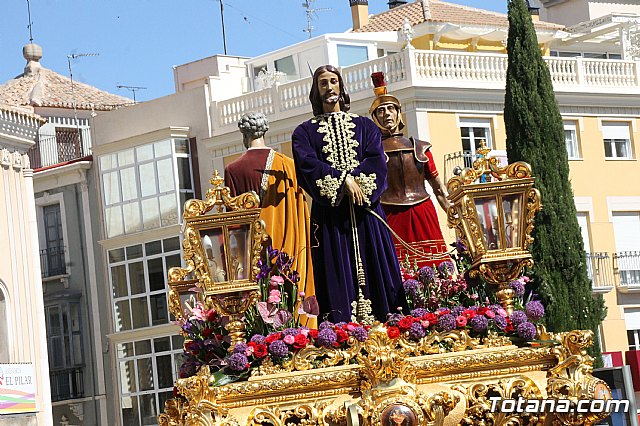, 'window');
42,204,66,277
274,55,297,78
459,118,493,168
46,298,84,401
626,309,640,350
337,44,369,67
100,138,194,238
117,335,184,426
564,121,580,159
602,121,633,159
0,287,8,363
55,127,82,162
612,212,640,286
109,237,182,332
